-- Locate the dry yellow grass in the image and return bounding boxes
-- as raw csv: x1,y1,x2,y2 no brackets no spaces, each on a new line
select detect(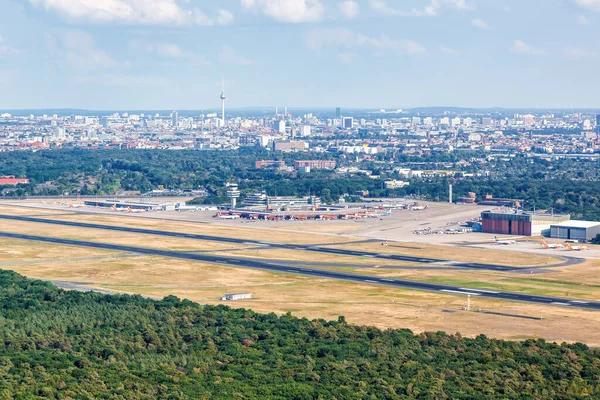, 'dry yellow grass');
2,252,600,345
326,242,559,267
3,204,600,344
